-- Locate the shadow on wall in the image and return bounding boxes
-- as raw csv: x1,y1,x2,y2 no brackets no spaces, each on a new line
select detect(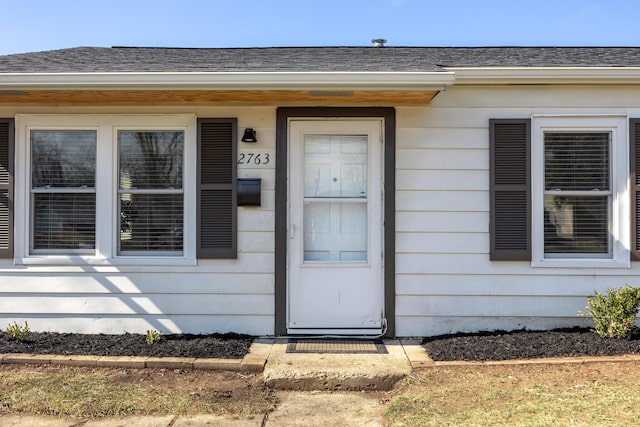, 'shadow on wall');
0,263,274,335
